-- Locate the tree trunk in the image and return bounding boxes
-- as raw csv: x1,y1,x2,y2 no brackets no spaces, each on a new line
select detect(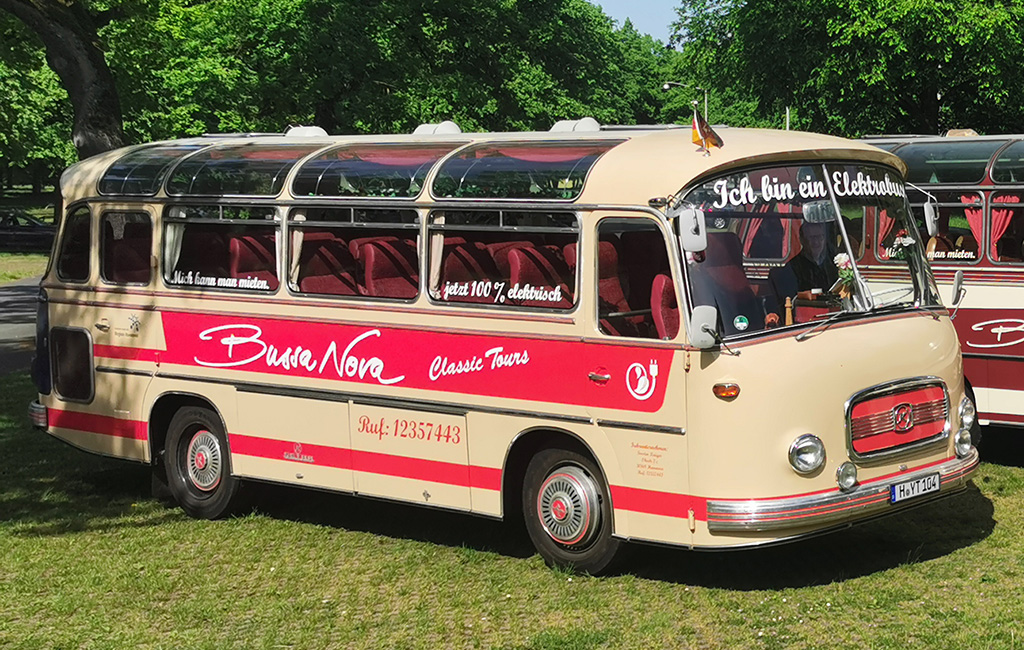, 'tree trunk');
0,0,125,159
